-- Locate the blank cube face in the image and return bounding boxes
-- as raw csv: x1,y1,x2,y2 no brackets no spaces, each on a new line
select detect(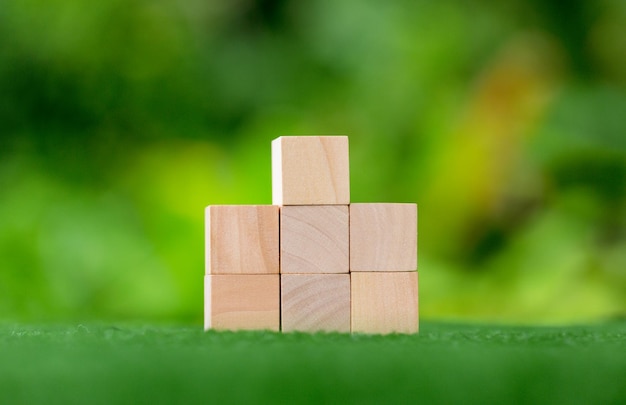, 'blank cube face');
272,136,350,205
205,275,280,331
350,203,417,272
351,272,418,334
206,205,279,275
281,274,351,333
281,205,349,274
